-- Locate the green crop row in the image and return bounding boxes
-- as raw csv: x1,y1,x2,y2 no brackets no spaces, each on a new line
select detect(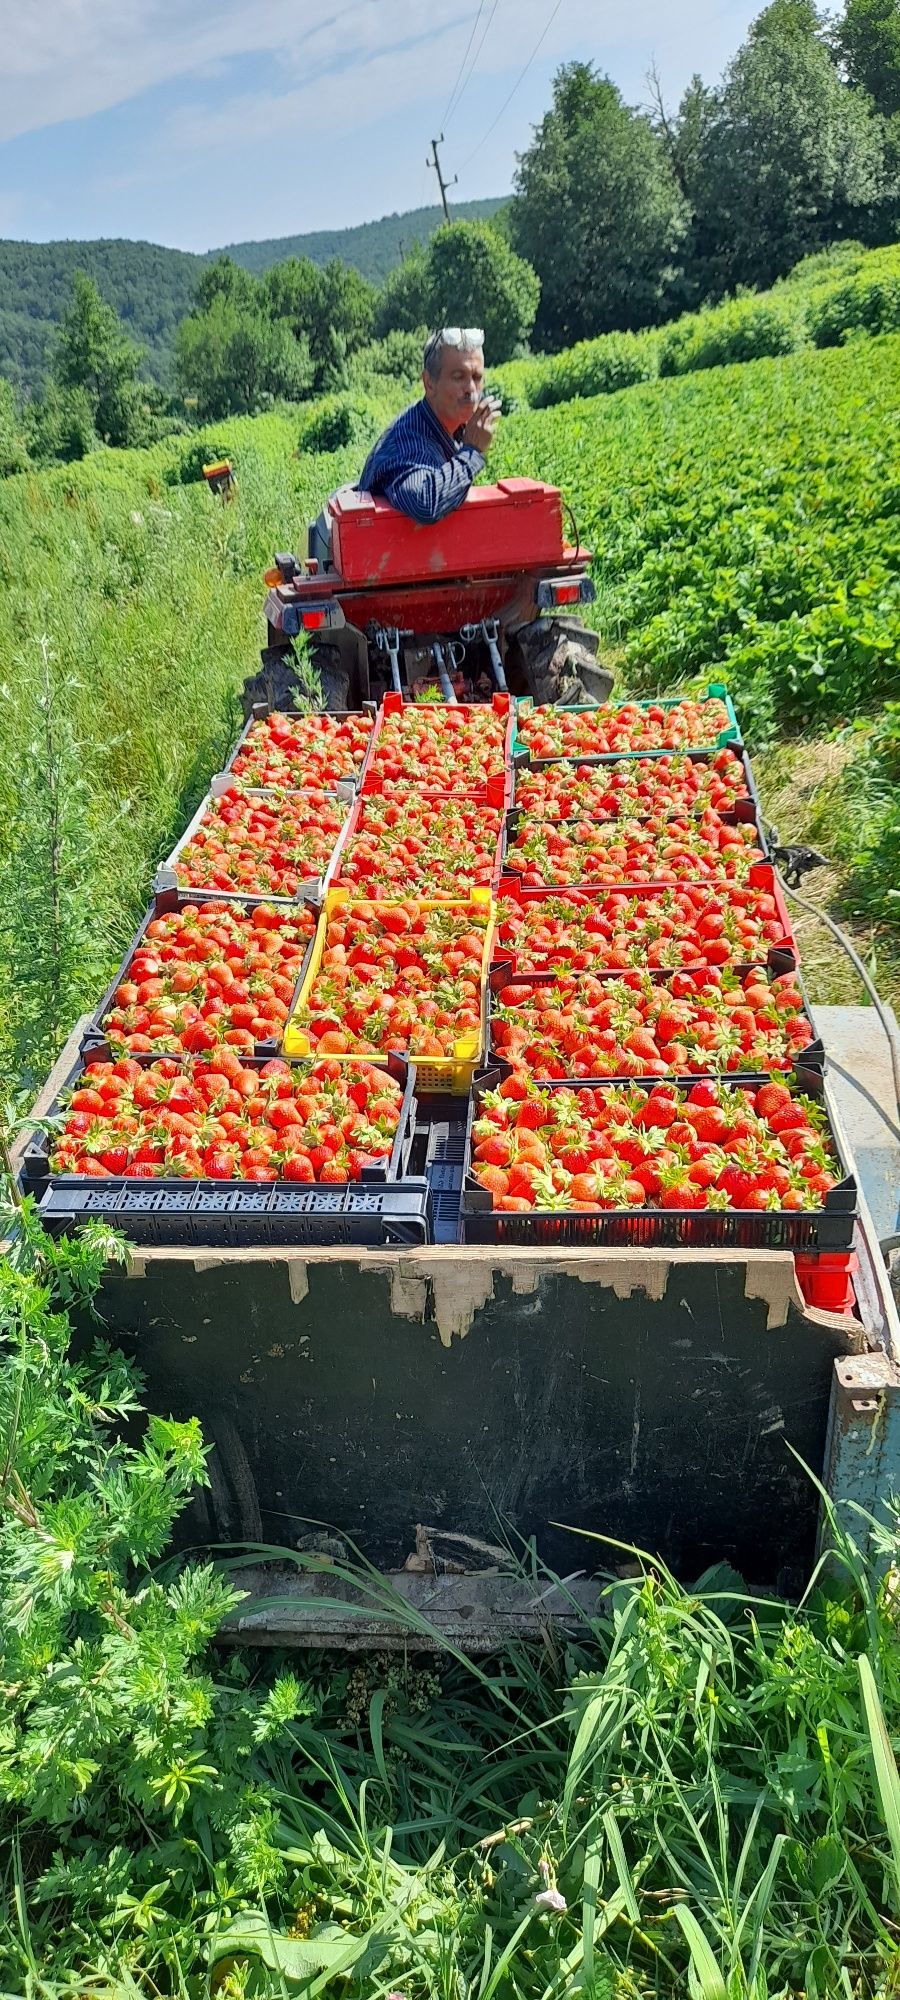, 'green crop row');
493,333,900,737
